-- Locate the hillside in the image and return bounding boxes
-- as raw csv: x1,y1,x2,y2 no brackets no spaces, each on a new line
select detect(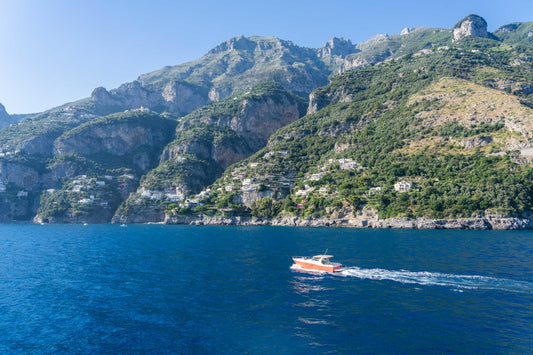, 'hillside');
1,14,533,226
31,110,177,223
165,27,533,227
113,82,306,223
